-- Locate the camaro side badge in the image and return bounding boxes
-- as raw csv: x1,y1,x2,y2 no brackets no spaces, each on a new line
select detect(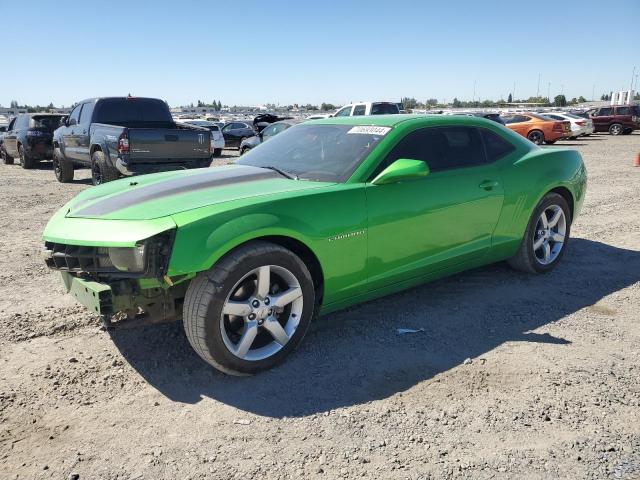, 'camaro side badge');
328,230,365,242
